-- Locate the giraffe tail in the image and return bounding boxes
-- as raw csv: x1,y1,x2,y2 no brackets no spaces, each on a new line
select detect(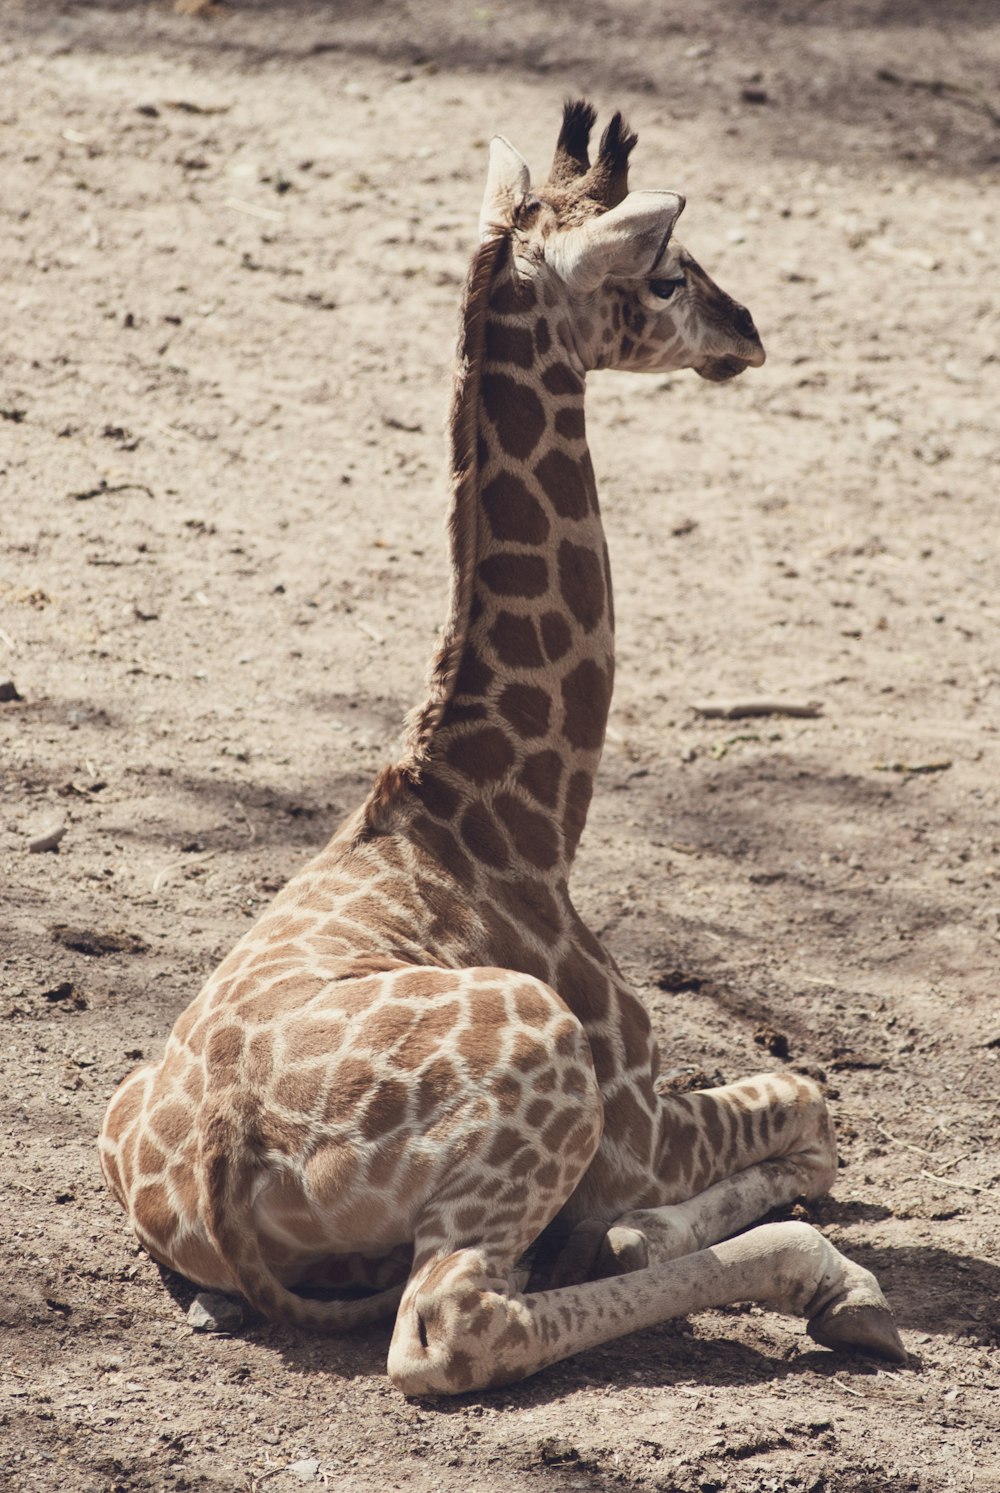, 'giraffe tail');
199,1096,404,1333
